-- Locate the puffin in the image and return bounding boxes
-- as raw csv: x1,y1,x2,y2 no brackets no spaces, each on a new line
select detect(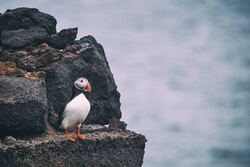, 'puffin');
60,77,92,142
